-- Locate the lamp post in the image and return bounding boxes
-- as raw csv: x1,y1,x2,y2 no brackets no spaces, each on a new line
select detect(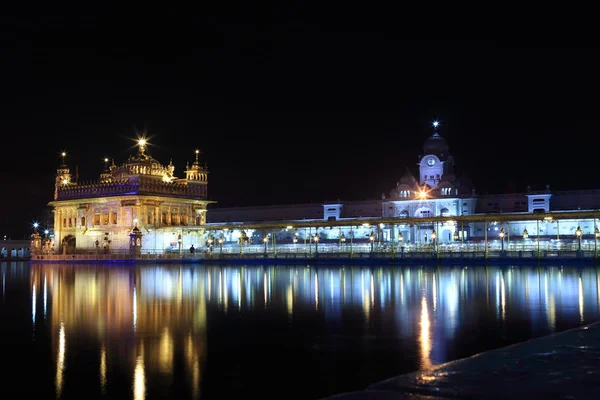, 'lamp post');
314,233,320,253
207,234,213,251
575,226,582,254
595,228,599,259
499,227,505,253
340,233,346,251
431,230,437,253
398,232,404,256
263,235,268,255
369,231,375,253
522,228,528,251
293,234,298,245
219,236,224,254
240,230,247,254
